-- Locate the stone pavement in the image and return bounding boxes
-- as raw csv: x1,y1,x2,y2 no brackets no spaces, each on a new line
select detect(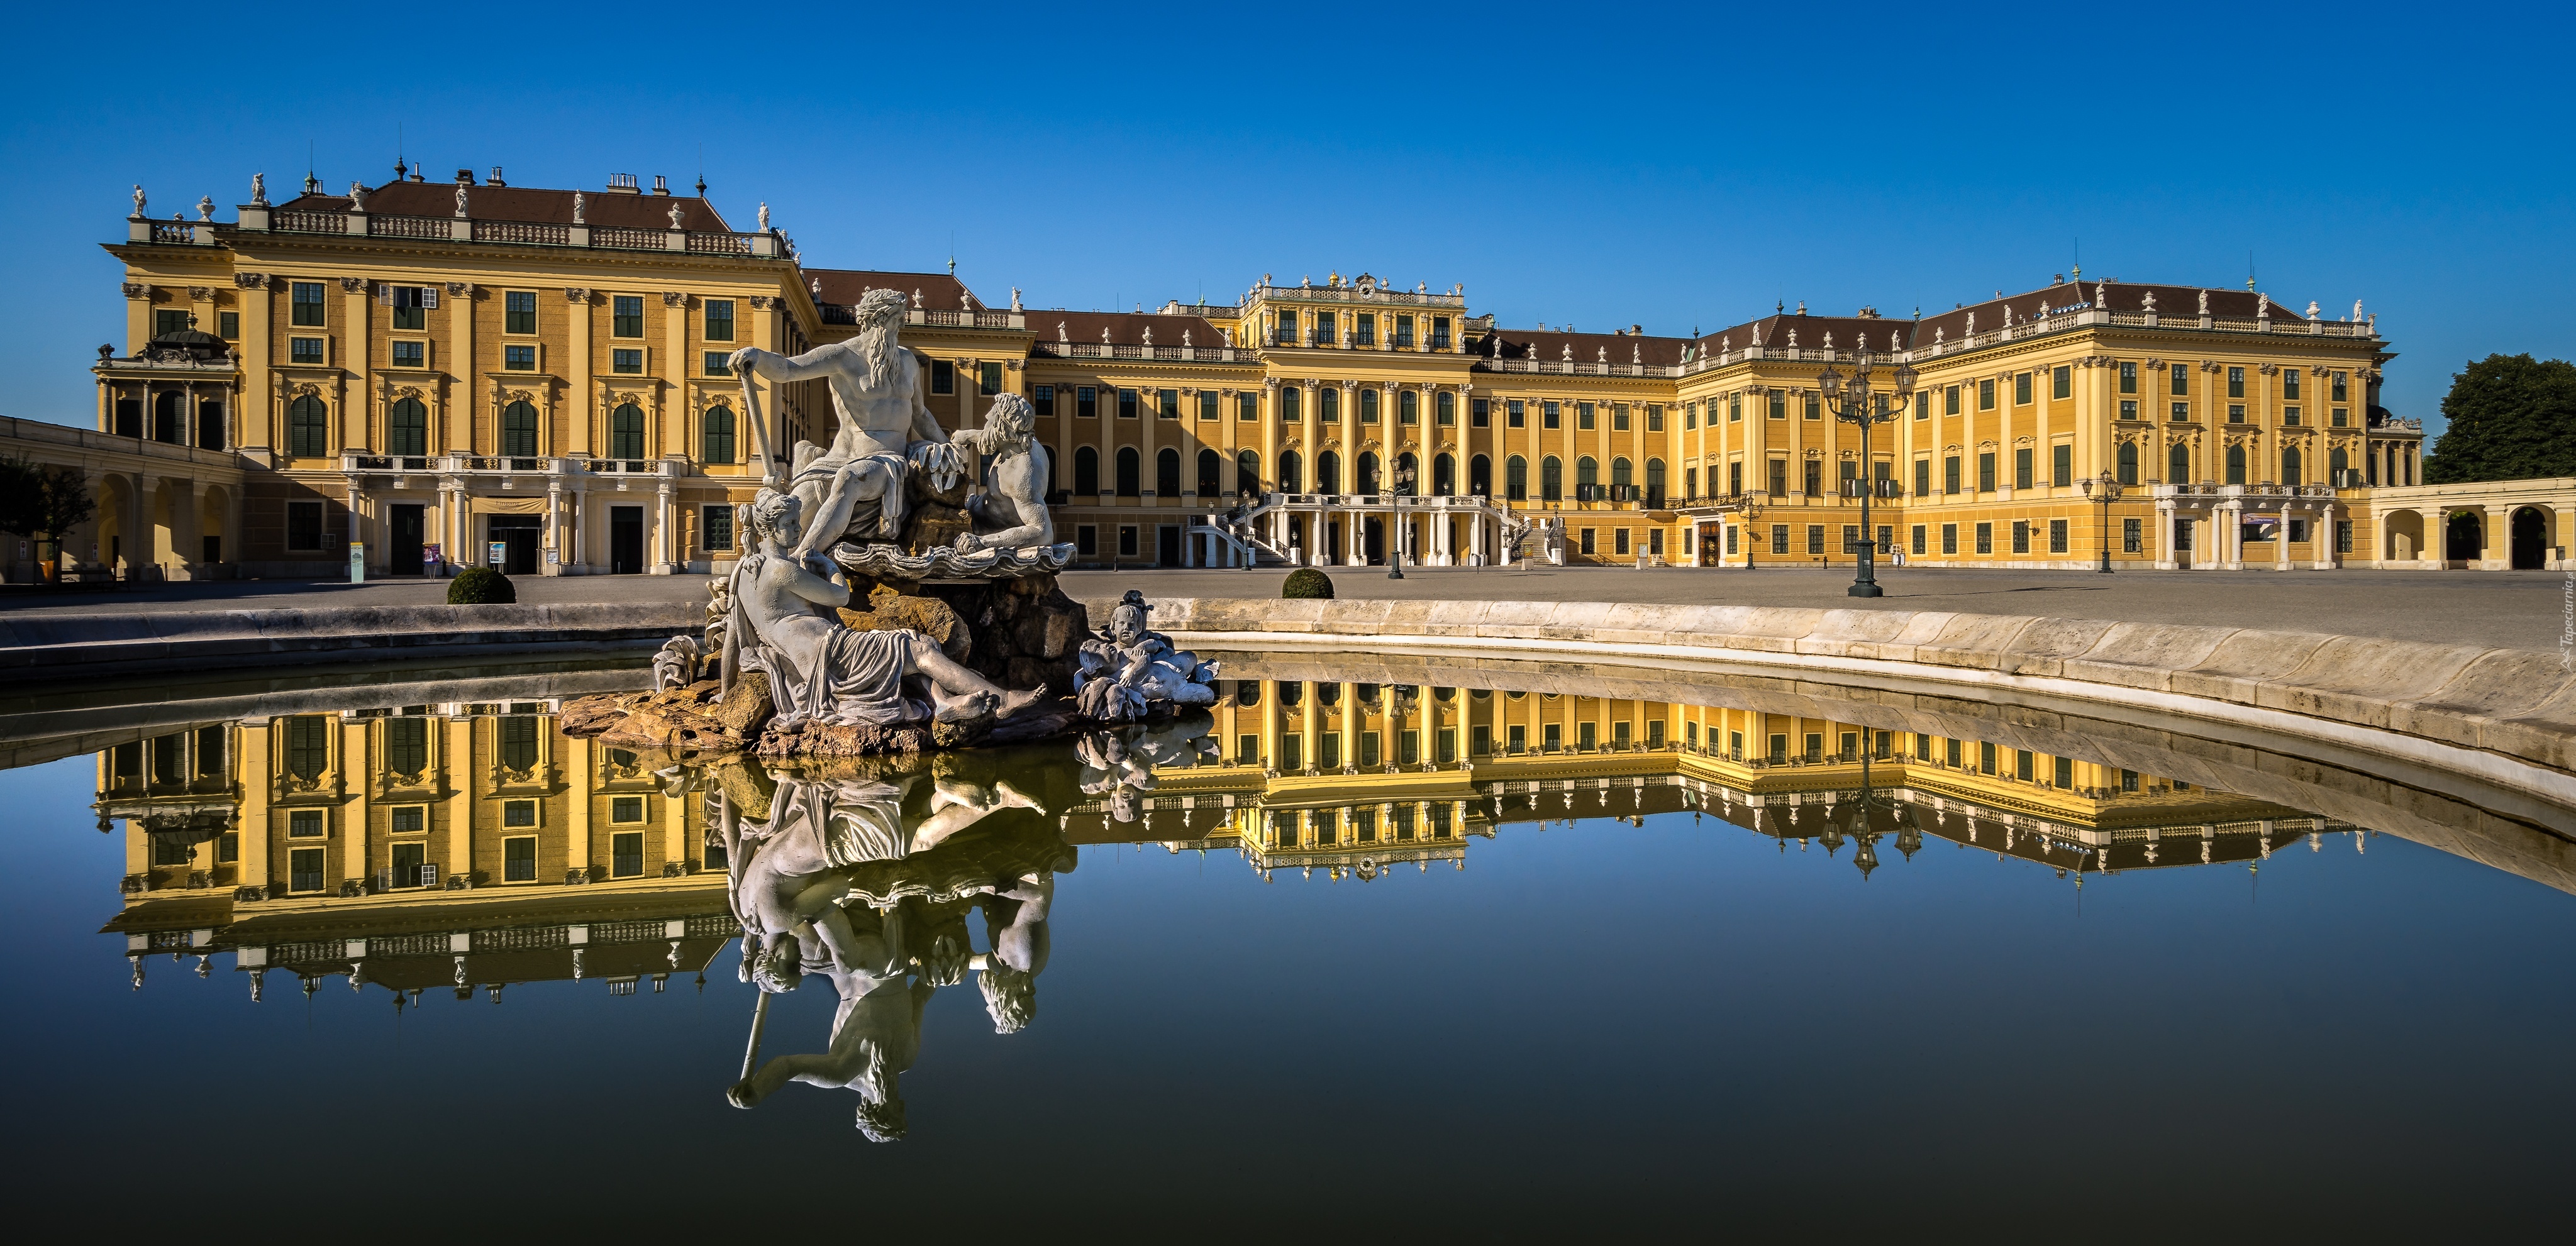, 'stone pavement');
3,565,2565,654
